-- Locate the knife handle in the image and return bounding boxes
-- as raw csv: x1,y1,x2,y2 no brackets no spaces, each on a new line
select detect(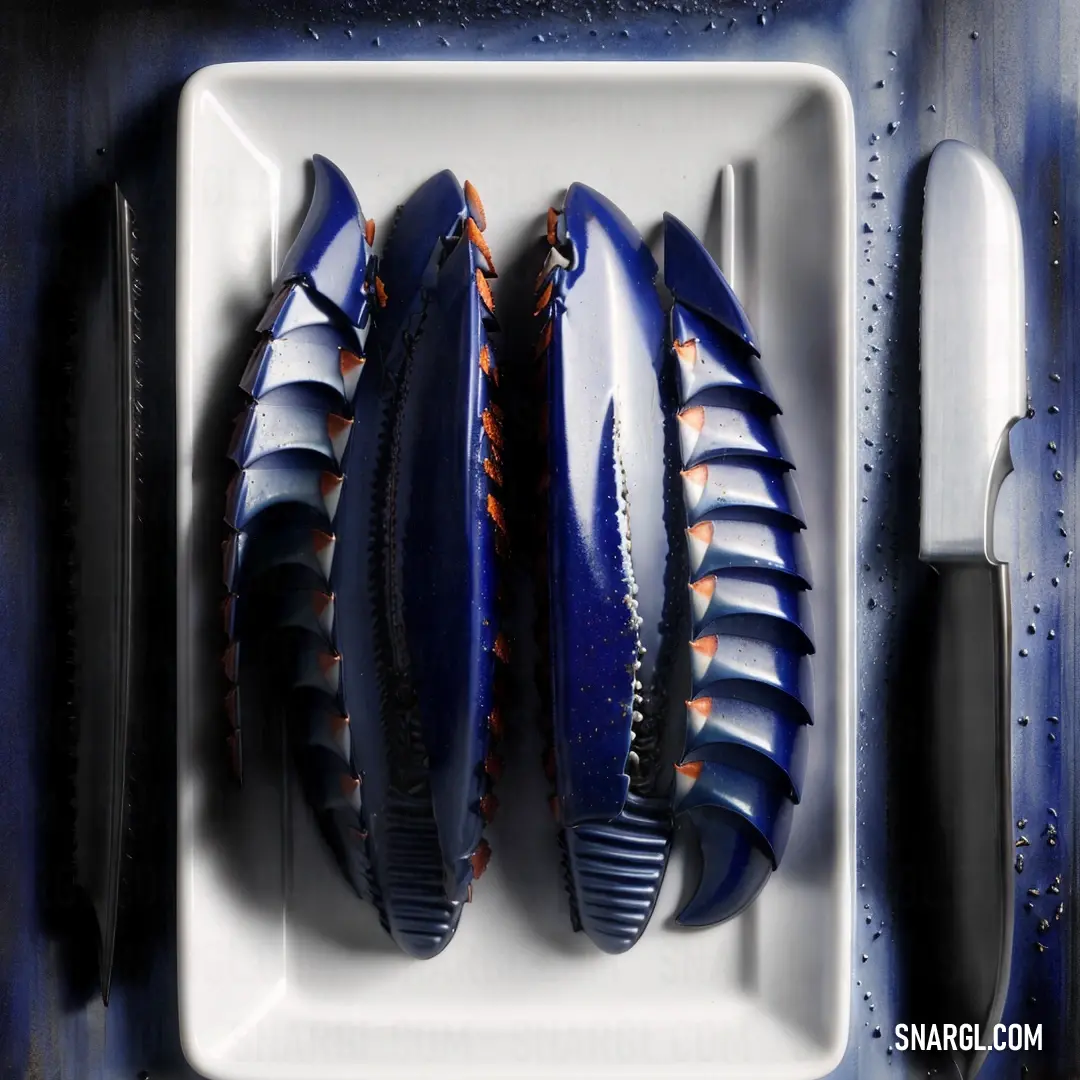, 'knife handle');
927,560,1014,1077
